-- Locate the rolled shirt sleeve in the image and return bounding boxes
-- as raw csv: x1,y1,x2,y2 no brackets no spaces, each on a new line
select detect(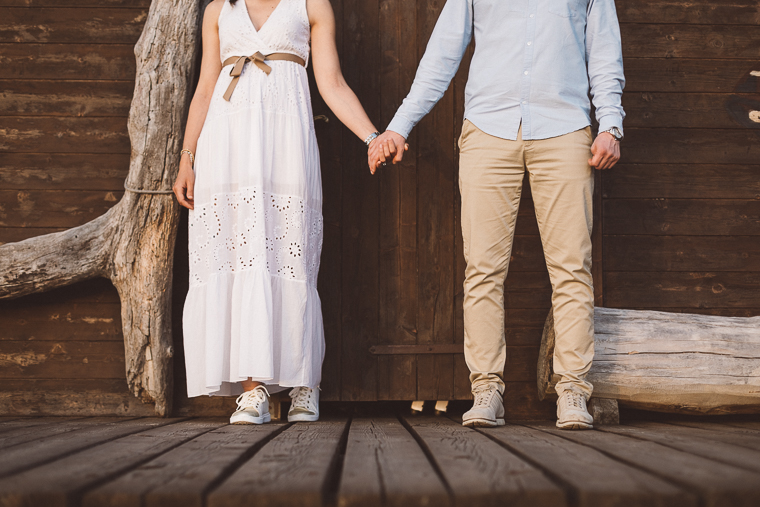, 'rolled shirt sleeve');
586,0,626,135
386,0,473,139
